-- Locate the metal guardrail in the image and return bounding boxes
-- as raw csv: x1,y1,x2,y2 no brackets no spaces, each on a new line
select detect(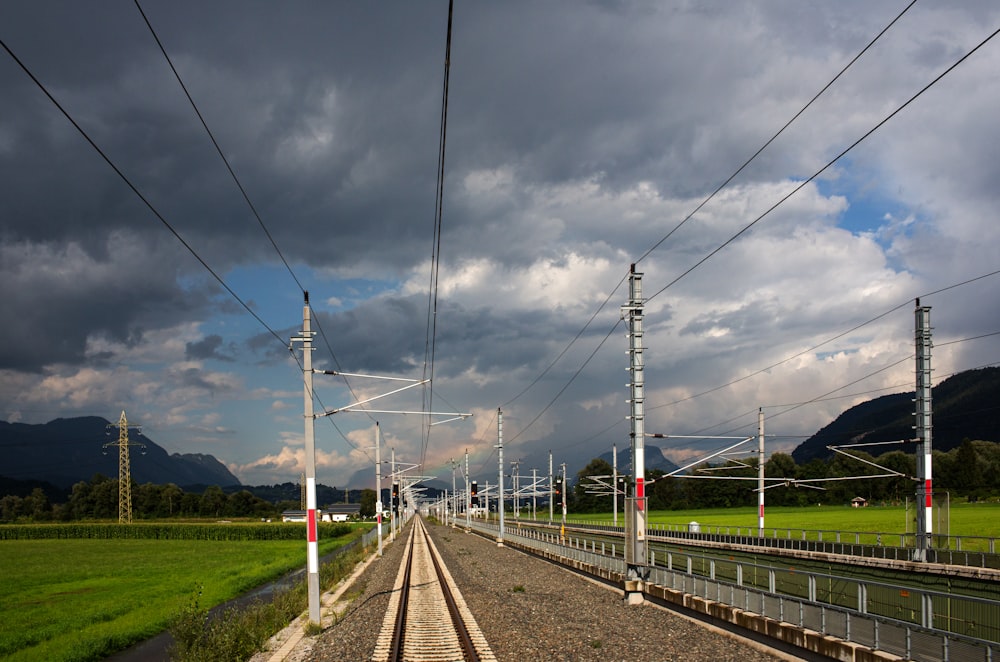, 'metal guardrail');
361,522,385,548
544,519,1000,570
568,519,1000,566
467,520,1000,662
